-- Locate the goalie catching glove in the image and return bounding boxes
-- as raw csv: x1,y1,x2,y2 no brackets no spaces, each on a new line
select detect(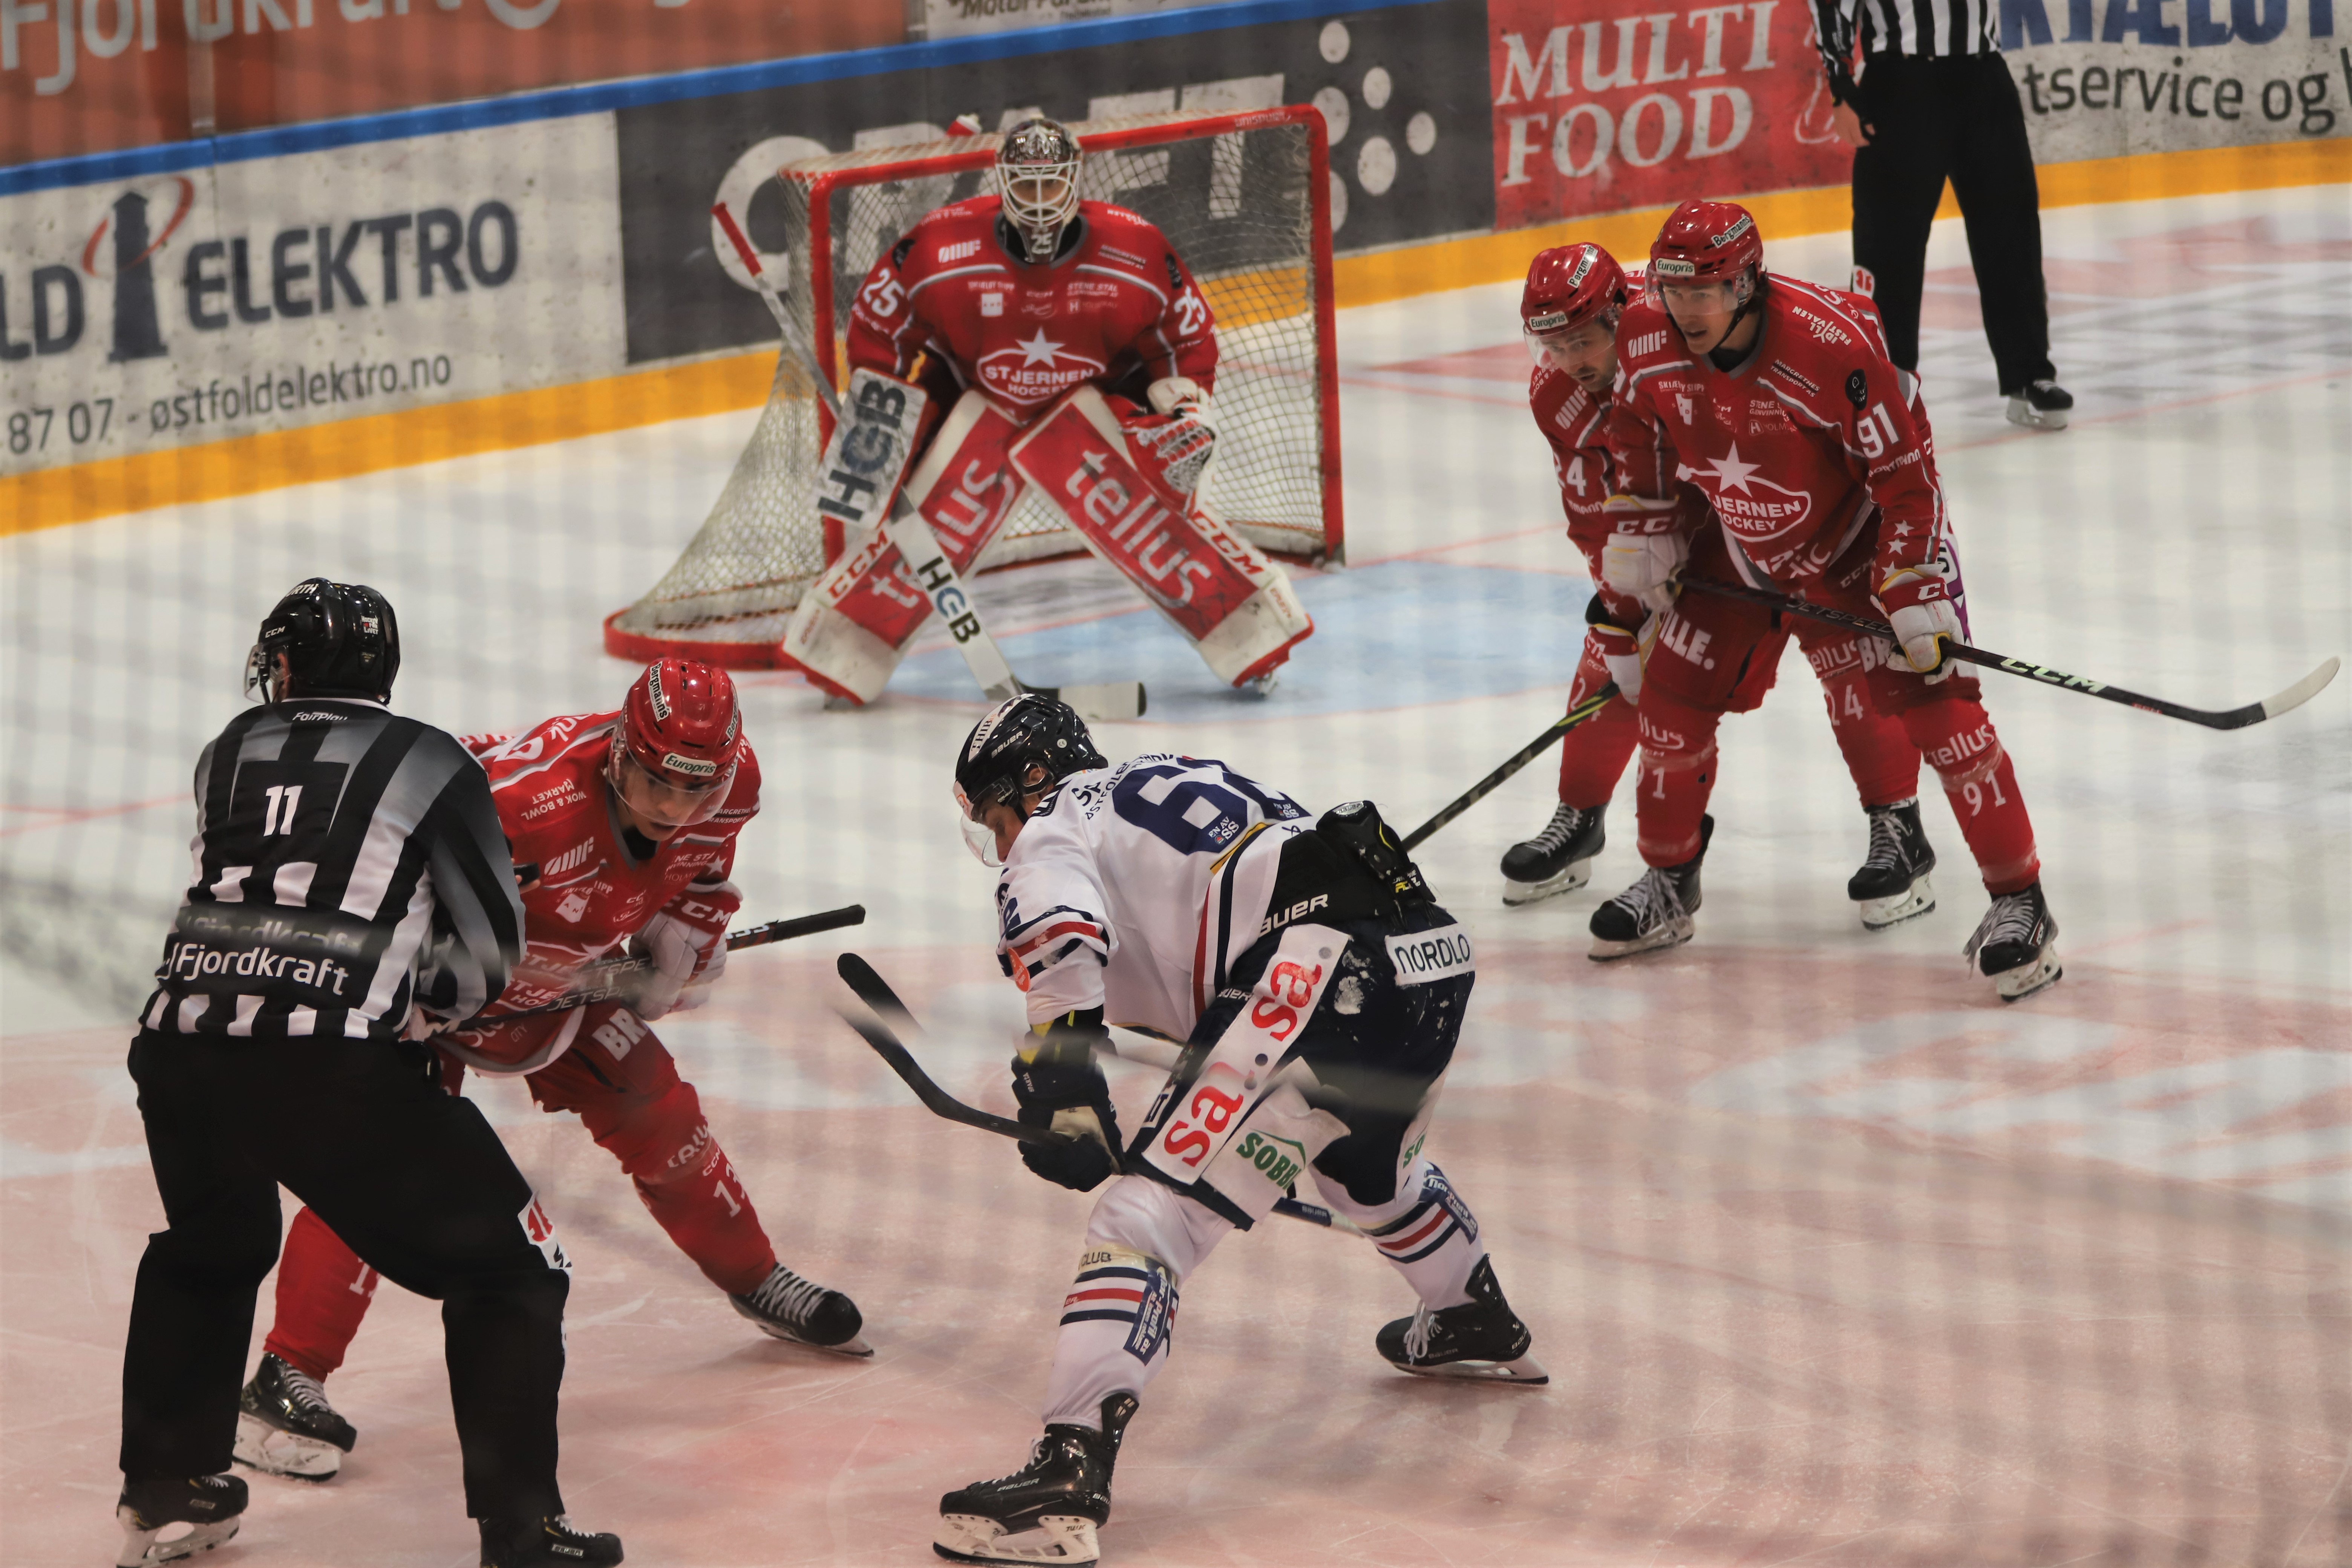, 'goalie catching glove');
1010,1008,1123,1192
